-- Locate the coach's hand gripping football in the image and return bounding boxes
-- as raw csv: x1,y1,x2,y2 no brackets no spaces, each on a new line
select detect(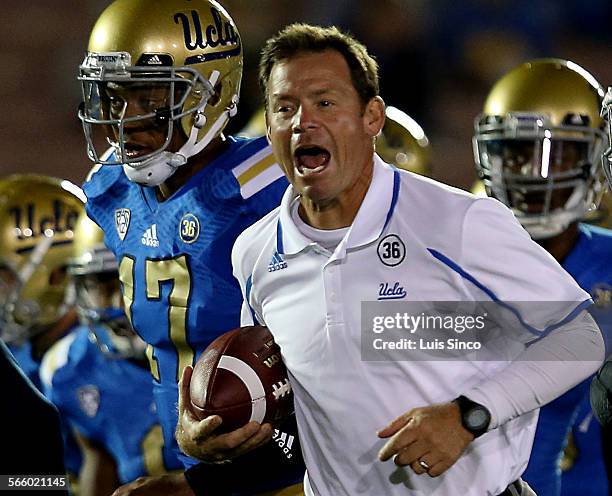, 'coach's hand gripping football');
378,402,474,477
177,365,273,463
